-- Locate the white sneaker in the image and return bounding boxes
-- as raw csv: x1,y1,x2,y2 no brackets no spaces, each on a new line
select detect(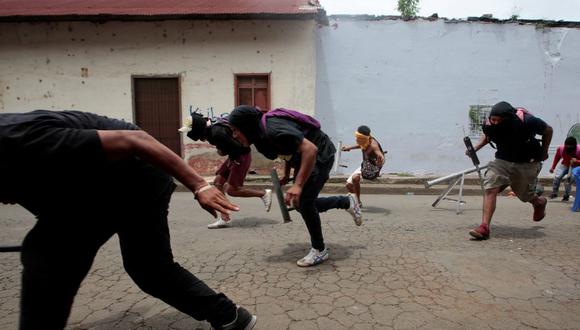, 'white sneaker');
346,193,362,226
208,216,231,229
261,189,272,212
297,248,329,267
